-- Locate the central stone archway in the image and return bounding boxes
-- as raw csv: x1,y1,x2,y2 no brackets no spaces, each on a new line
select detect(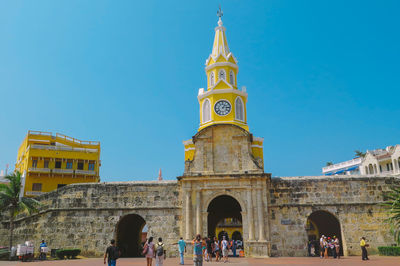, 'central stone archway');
207,195,242,240
116,214,146,257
